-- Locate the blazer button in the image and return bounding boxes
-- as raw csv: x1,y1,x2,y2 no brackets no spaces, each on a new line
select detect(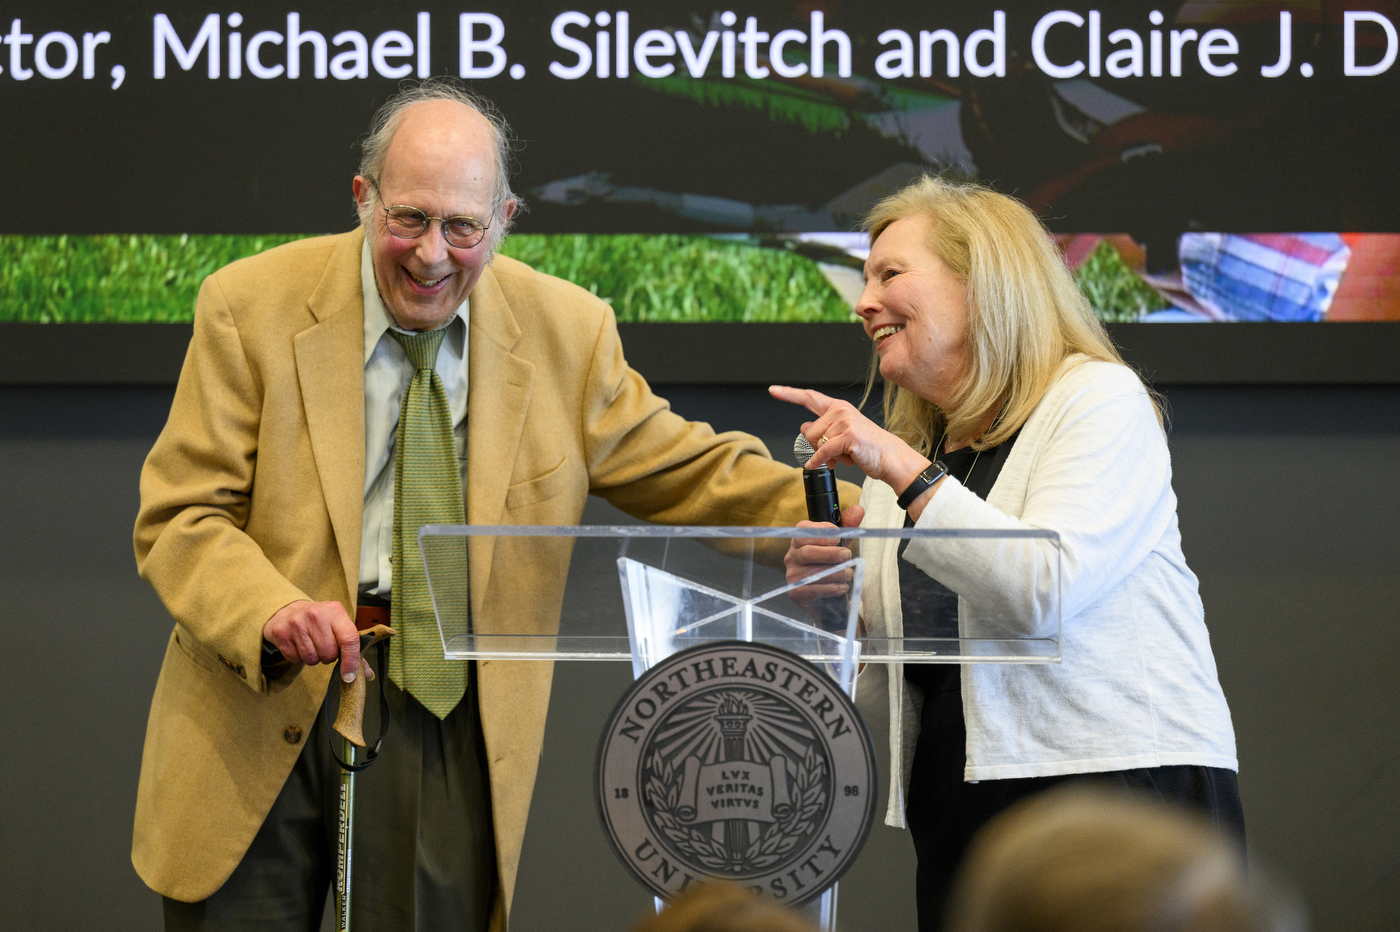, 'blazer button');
284,726,302,745
218,655,248,678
